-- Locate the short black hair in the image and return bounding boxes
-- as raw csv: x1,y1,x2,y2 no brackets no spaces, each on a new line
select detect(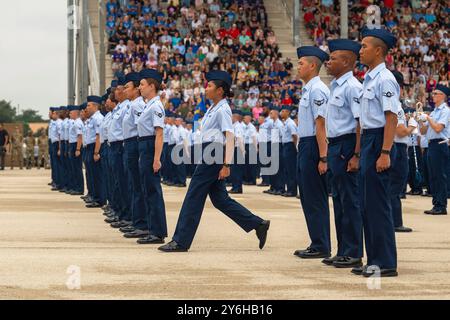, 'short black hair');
212,80,231,98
